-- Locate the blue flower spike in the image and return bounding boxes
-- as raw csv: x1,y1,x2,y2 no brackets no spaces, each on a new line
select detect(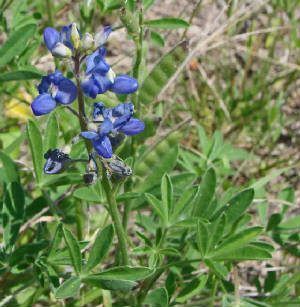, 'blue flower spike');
31,69,77,116
81,102,145,158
